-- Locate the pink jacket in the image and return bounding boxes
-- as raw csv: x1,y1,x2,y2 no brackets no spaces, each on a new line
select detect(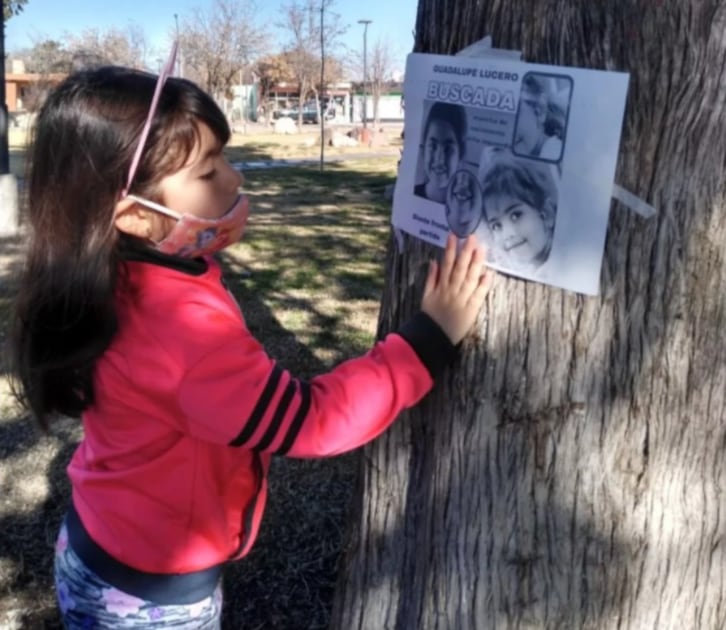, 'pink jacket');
66,251,454,603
